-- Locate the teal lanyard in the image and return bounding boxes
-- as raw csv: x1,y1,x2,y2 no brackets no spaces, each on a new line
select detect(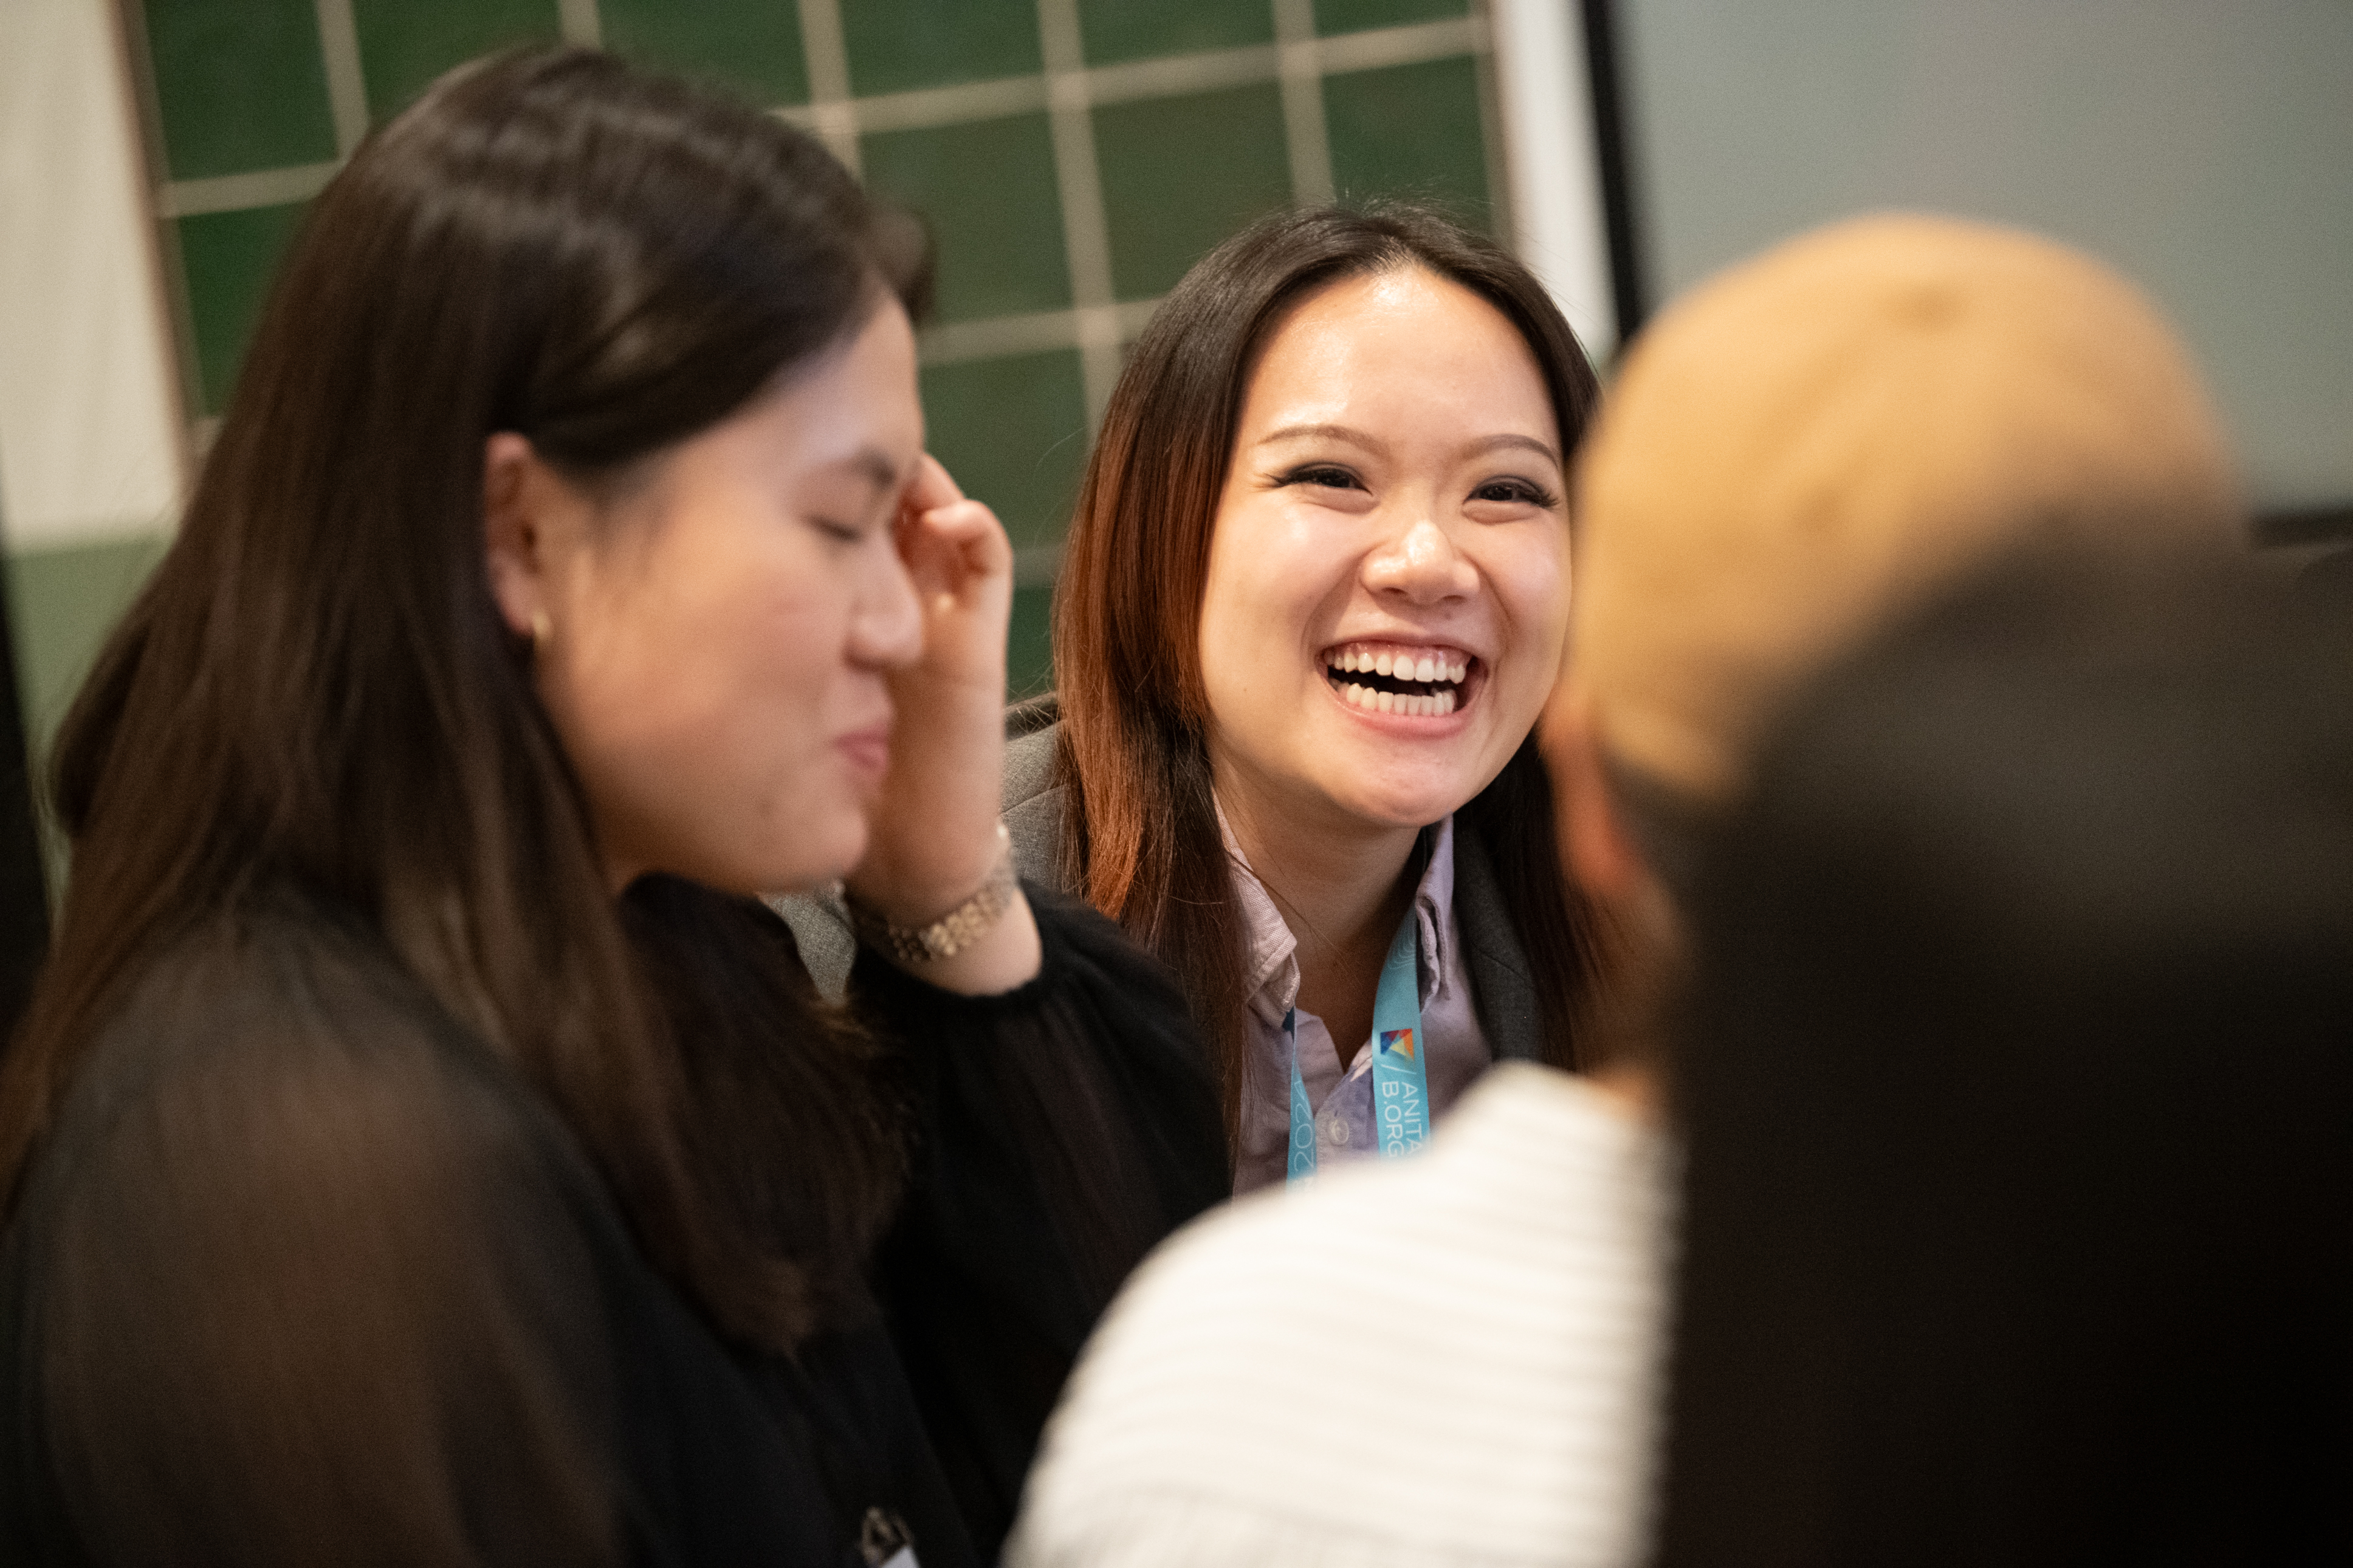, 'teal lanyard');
1285,905,1430,1183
